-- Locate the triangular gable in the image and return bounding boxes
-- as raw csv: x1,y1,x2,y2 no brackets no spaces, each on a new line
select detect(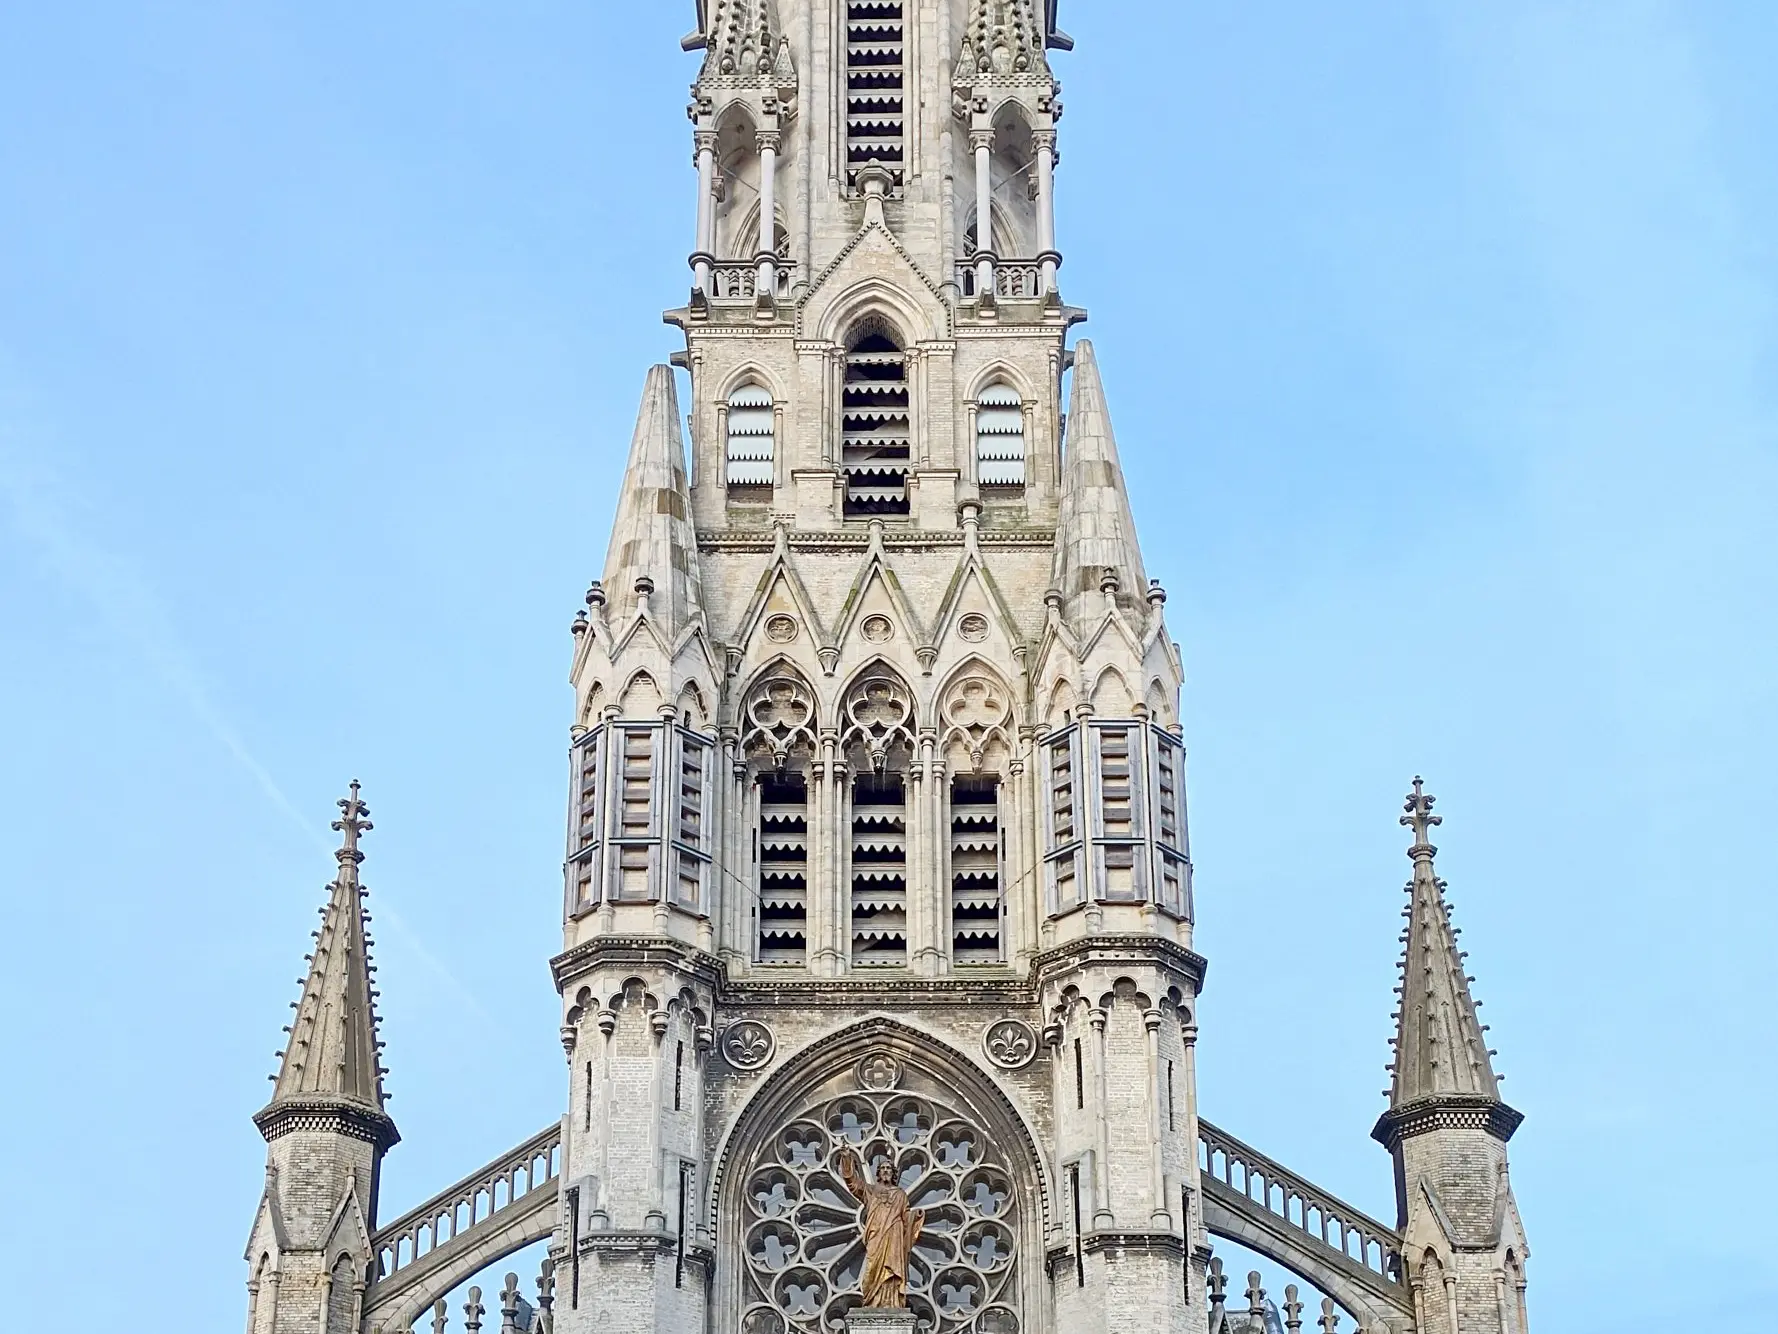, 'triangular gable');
833,540,927,655
731,532,832,652
799,225,952,345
